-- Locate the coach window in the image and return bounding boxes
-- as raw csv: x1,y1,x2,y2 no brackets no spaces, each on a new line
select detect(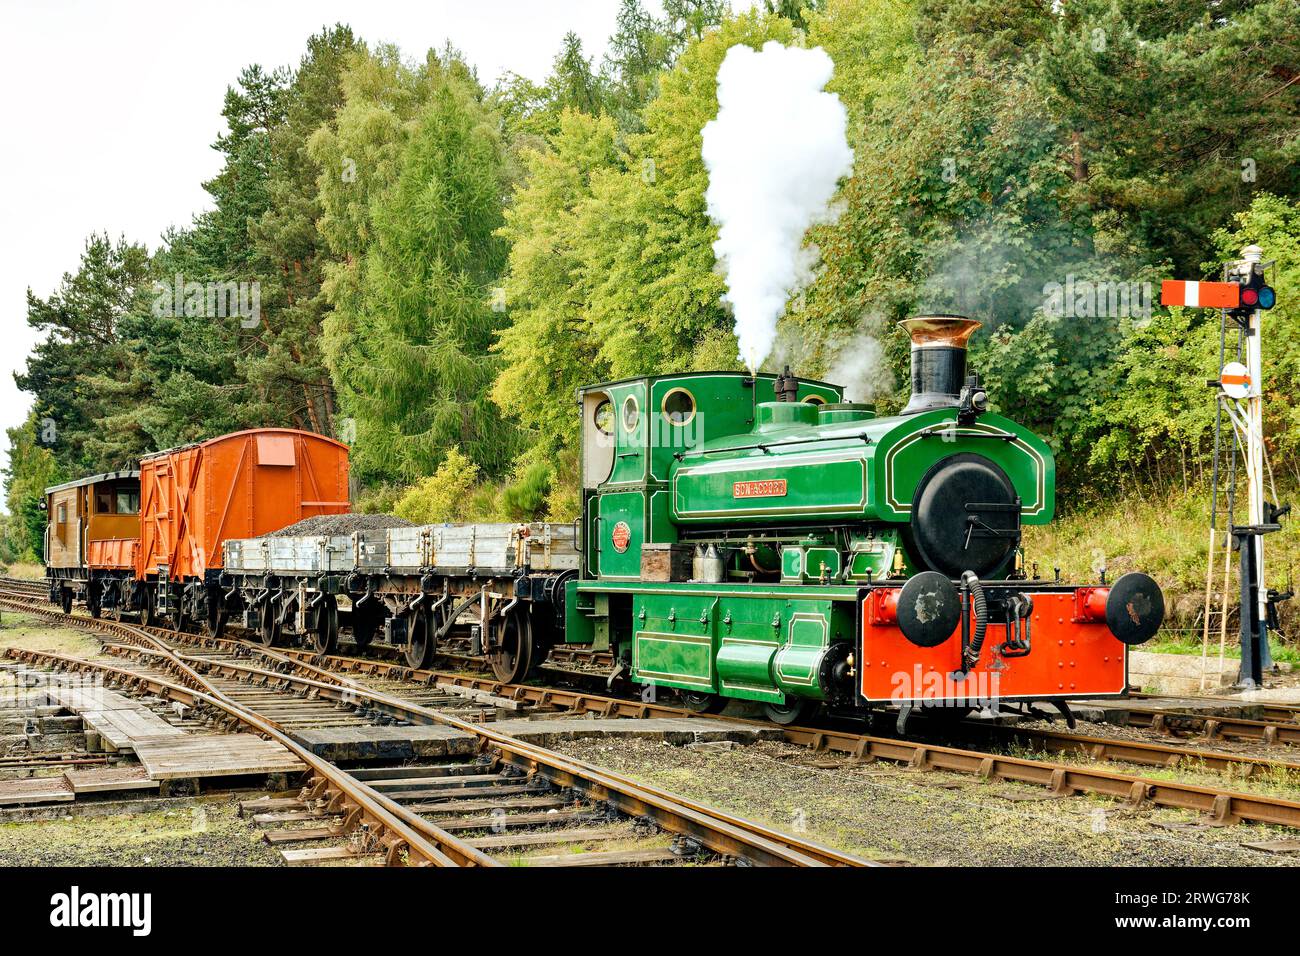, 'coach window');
96,489,113,513
115,487,140,514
